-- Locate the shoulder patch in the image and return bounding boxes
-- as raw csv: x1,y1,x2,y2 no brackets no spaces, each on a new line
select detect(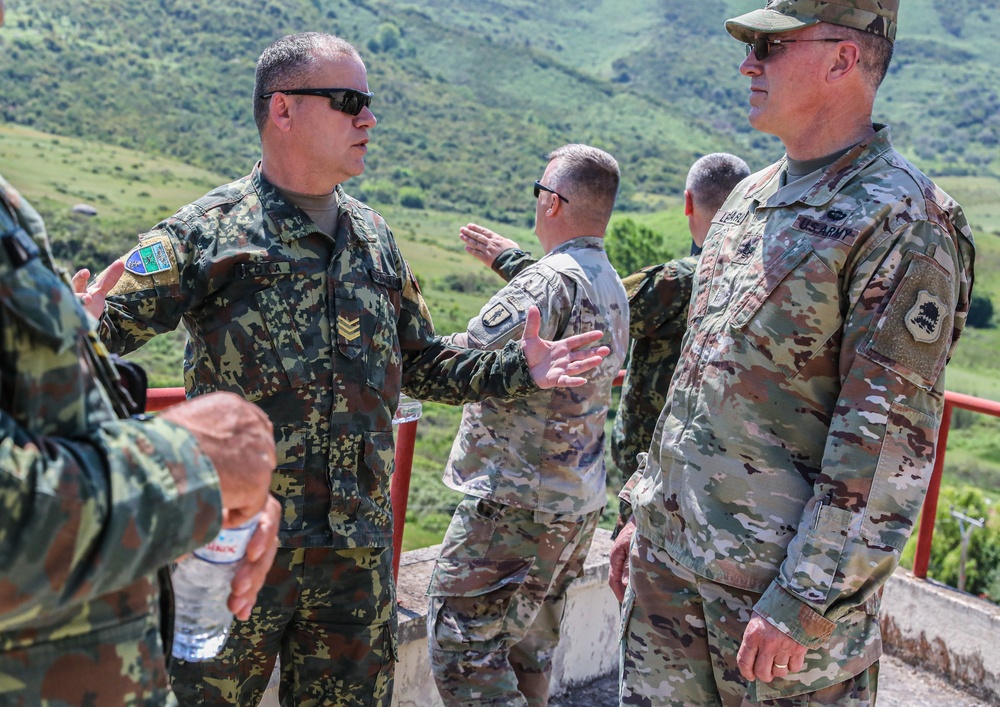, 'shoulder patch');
905,291,945,343
124,240,172,276
483,302,512,328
